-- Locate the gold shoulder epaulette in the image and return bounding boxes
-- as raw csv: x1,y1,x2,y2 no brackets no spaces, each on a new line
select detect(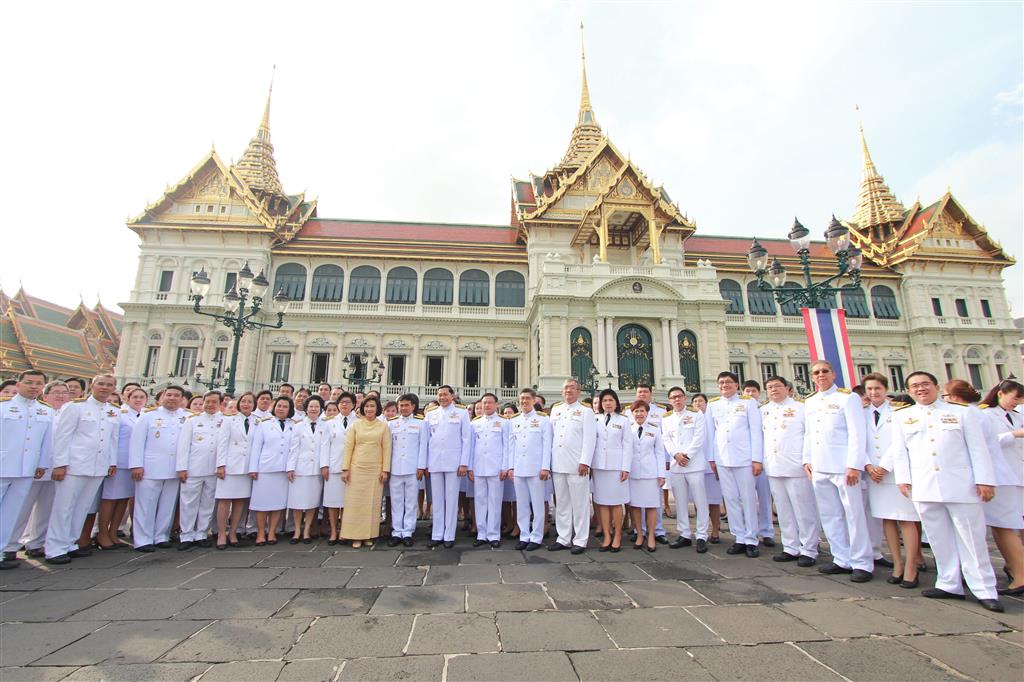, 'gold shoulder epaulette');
805,391,818,399
258,416,274,423
537,410,549,417
472,414,485,421
0,397,11,402
387,415,399,421
455,403,467,409
709,396,721,402
740,394,752,400
891,401,910,409
978,403,990,410
188,409,199,415
187,412,203,419
686,406,699,412
38,398,52,408
550,401,565,409
323,415,335,421
837,387,851,394
73,397,87,402
894,403,913,411
581,399,592,407
144,405,158,412
425,404,439,413
658,402,669,410
414,414,425,420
